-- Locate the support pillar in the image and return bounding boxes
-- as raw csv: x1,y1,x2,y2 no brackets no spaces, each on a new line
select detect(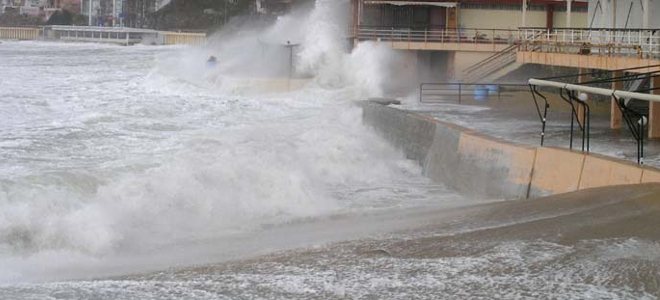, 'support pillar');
447,7,458,29
649,76,660,139
351,0,360,47
566,0,572,28
447,51,456,80
546,4,554,30
643,0,649,29
521,0,527,27
577,69,588,125
611,0,617,28
611,71,623,129
113,0,116,27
